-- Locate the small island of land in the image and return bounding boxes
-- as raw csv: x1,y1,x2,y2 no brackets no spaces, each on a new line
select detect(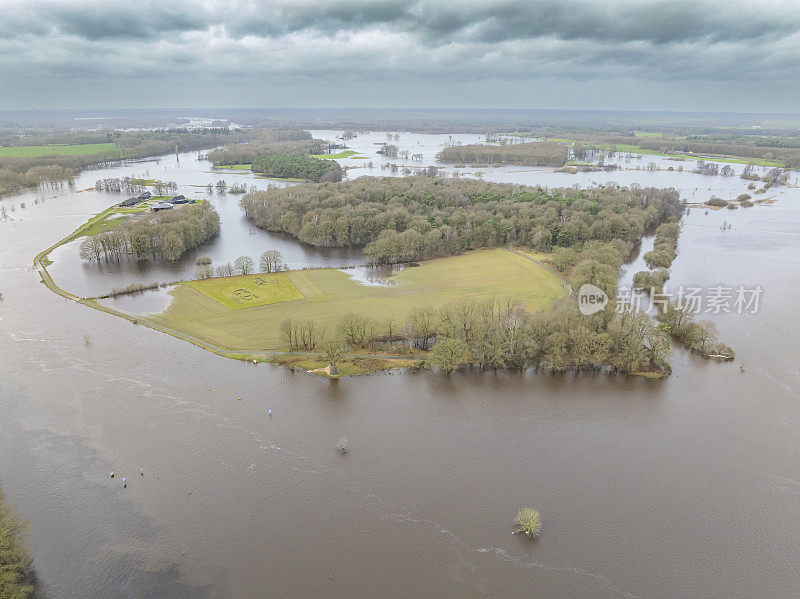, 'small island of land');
33,172,727,377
